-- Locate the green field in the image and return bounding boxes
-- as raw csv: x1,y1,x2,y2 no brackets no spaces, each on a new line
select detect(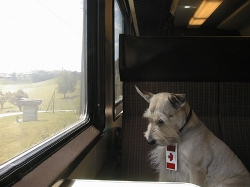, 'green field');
0,78,84,165
0,112,79,164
